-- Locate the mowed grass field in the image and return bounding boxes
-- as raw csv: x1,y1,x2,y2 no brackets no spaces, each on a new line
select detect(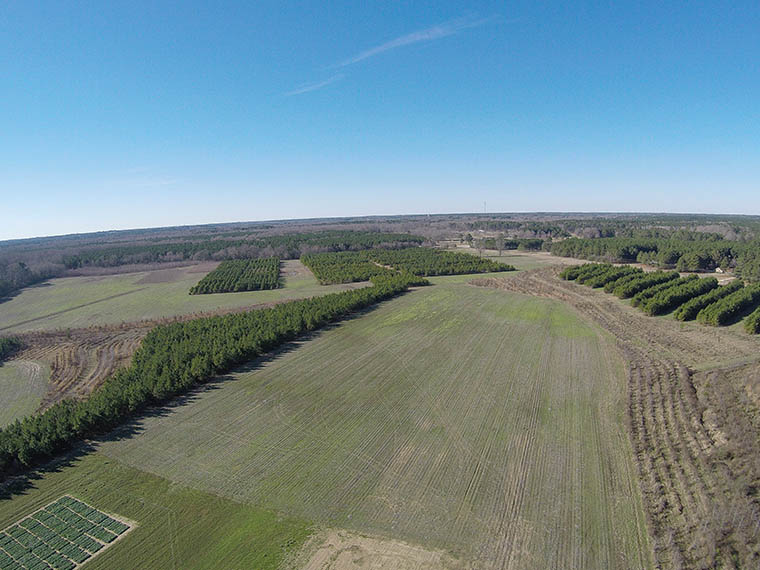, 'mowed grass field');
0,453,311,569
92,277,651,569
0,260,359,333
0,360,49,427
